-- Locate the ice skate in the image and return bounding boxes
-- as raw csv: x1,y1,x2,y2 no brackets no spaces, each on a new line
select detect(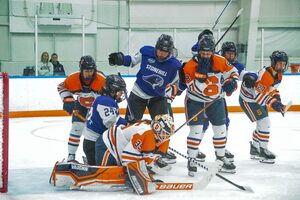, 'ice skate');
225,149,234,162
250,141,260,160
187,159,197,177
216,156,236,174
195,151,206,162
149,157,172,174
162,151,176,164
259,147,276,164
